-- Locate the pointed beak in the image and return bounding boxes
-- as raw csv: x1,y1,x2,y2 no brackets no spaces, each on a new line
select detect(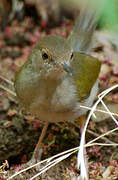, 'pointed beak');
63,62,72,73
